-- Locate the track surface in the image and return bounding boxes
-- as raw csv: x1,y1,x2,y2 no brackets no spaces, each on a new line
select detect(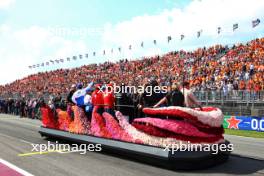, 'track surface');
0,114,264,176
